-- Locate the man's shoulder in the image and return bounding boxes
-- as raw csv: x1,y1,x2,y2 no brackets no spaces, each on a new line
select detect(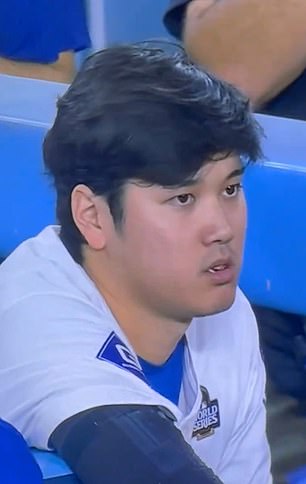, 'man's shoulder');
1,226,66,288
0,226,98,317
